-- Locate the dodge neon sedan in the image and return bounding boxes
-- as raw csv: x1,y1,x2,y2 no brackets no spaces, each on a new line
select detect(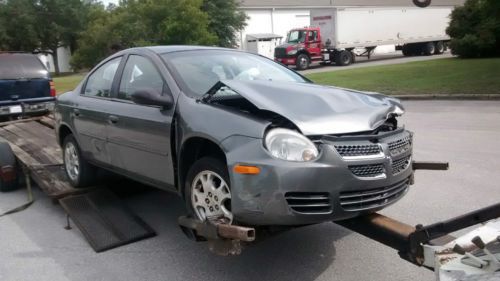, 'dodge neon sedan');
54,46,413,226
